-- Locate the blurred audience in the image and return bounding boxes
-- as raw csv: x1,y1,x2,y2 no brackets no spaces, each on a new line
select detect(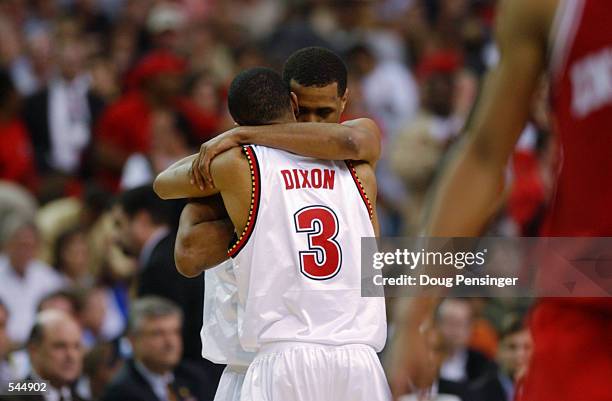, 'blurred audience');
473,315,533,401
0,217,63,345
22,37,105,202
99,296,216,401
390,51,462,235
37,289,80,318
53,226,93,287
467,298,499,360
95,51,218,191
120,109,198,190
82,341,124,401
